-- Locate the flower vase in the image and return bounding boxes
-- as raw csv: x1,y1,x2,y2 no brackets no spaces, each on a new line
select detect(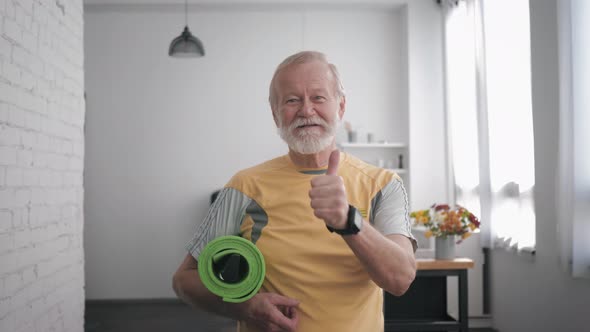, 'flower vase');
435,236,456,260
